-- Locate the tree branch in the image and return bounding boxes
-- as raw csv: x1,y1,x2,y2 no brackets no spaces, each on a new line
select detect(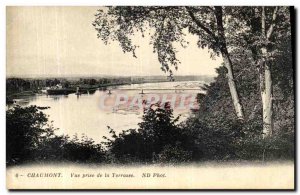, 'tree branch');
185,6,219,43
266,6,279,39
214,6,231,56
262,7,266,37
